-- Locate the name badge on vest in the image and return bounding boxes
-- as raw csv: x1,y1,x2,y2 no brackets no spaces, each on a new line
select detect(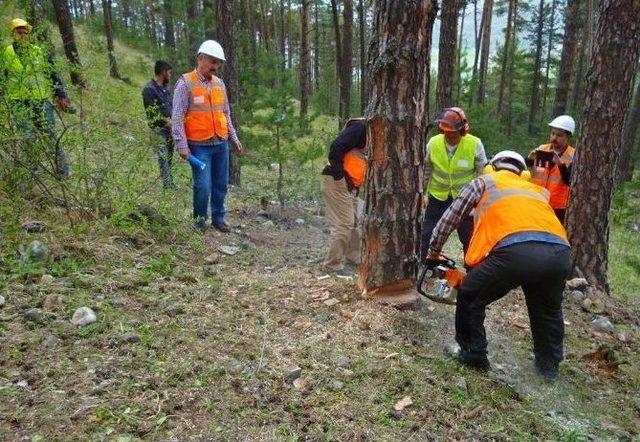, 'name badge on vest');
457,159,469,168
193,95,205,104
